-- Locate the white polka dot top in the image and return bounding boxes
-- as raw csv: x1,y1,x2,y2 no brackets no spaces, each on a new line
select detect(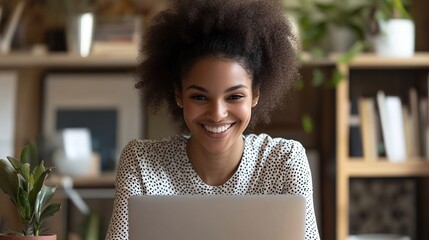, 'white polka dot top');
105,133,320,240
